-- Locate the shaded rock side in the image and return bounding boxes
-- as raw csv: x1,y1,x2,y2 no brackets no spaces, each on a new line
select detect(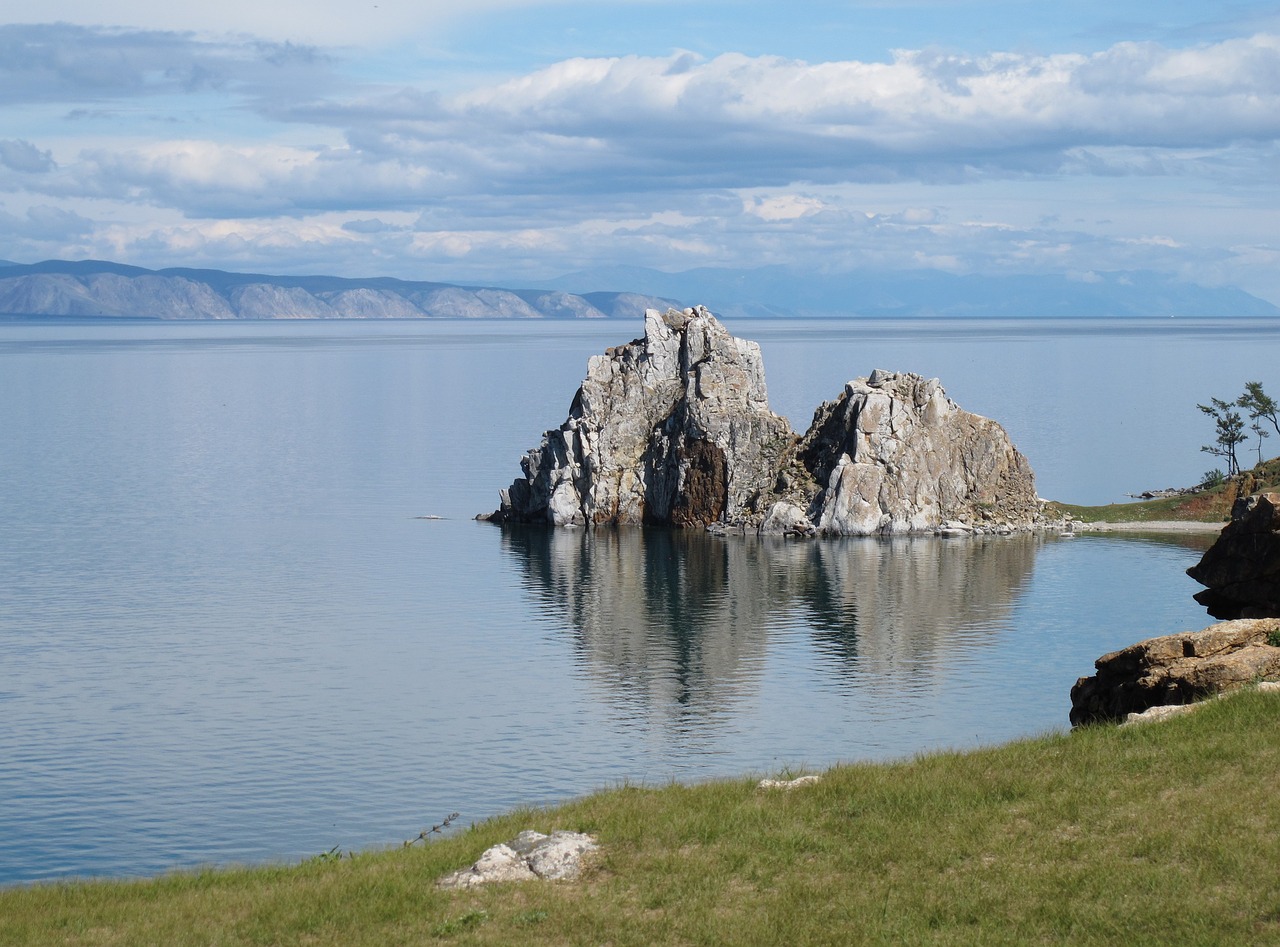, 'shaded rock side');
484,309,1040,535
1069,618,1280,726
788,369,1039,535
491,306,795,527
1187,493,1280,619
